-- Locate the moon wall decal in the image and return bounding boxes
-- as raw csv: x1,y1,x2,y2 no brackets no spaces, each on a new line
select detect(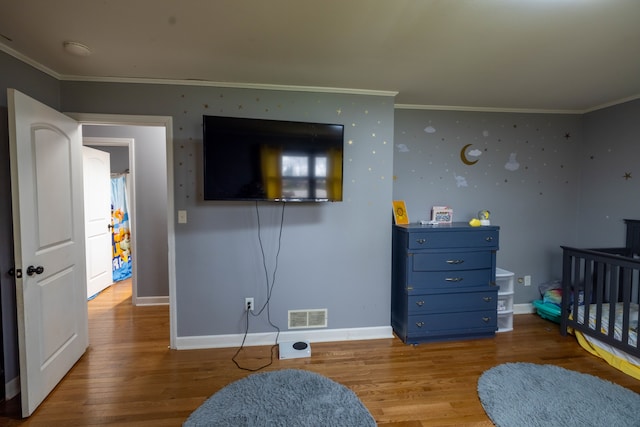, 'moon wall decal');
460,143,479,165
